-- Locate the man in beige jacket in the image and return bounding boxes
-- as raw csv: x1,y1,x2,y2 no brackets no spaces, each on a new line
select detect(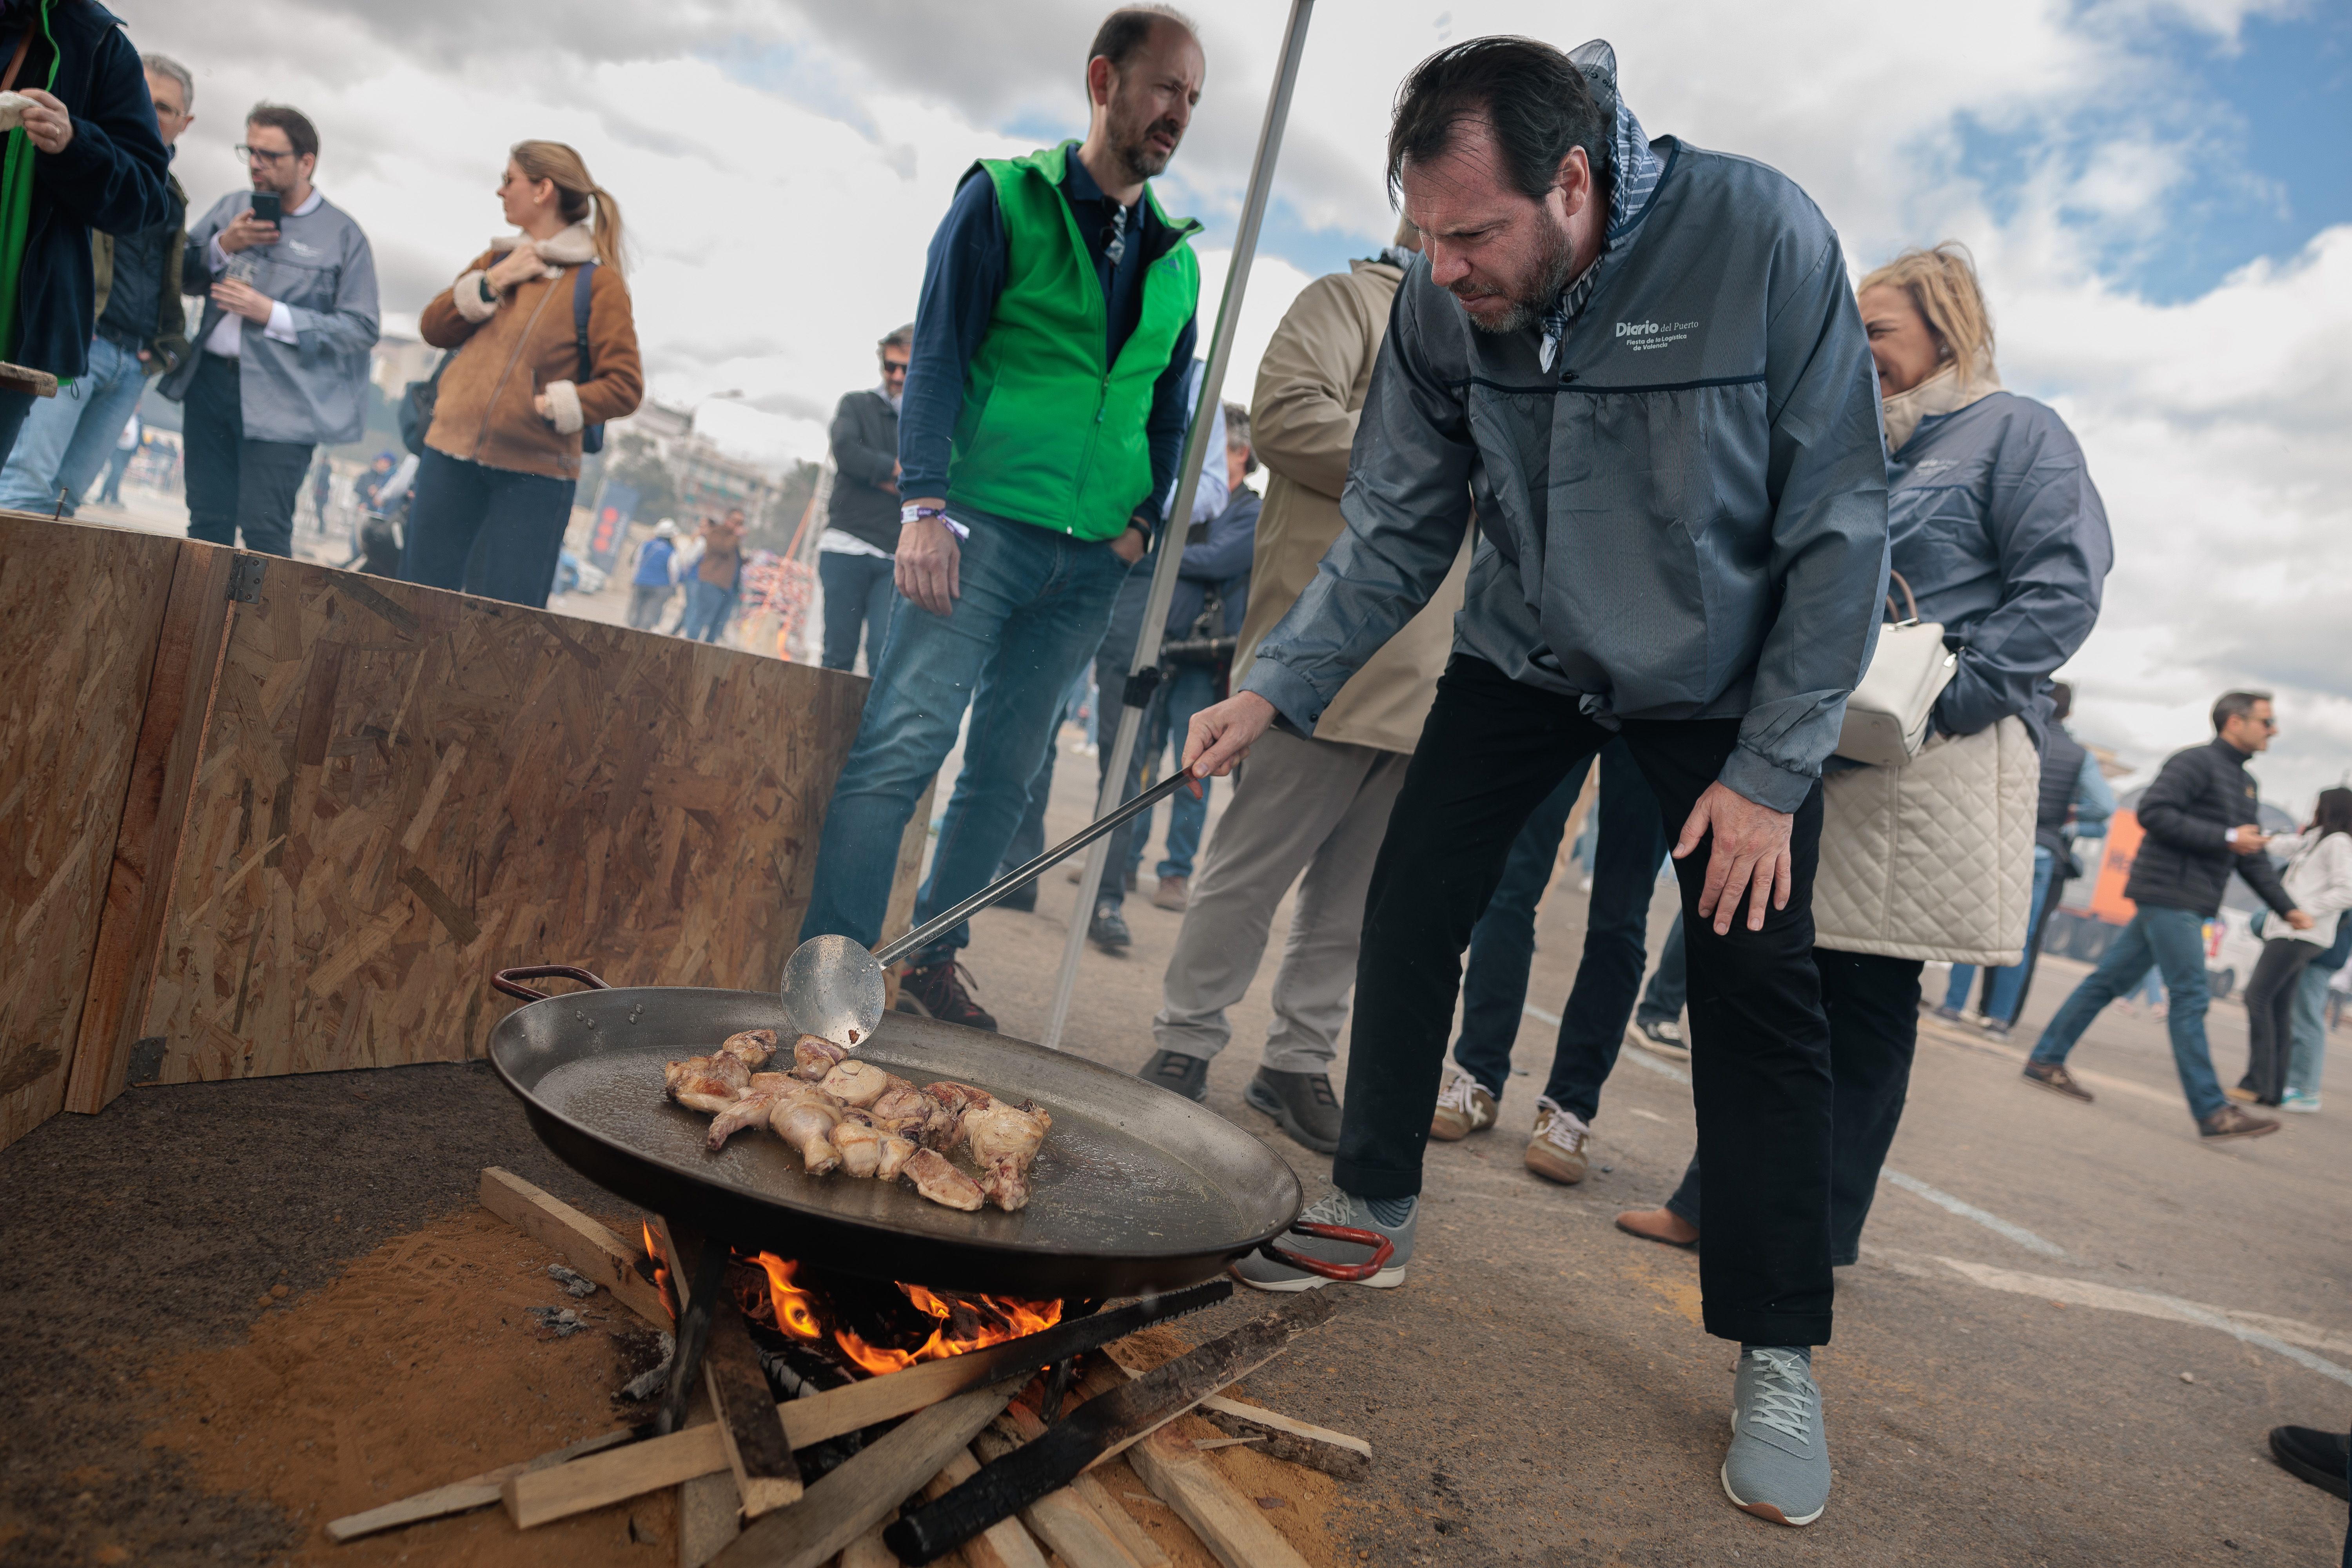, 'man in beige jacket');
1136,222,1469,1153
